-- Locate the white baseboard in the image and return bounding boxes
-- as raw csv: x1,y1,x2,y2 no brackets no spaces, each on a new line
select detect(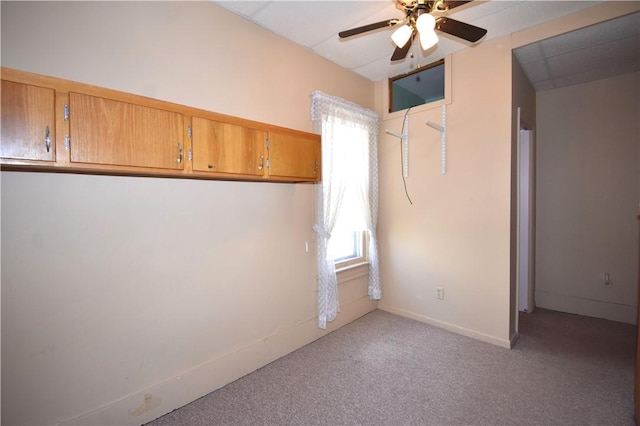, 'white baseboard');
61,297,377,426
378,305,512,349
535,290,637,324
